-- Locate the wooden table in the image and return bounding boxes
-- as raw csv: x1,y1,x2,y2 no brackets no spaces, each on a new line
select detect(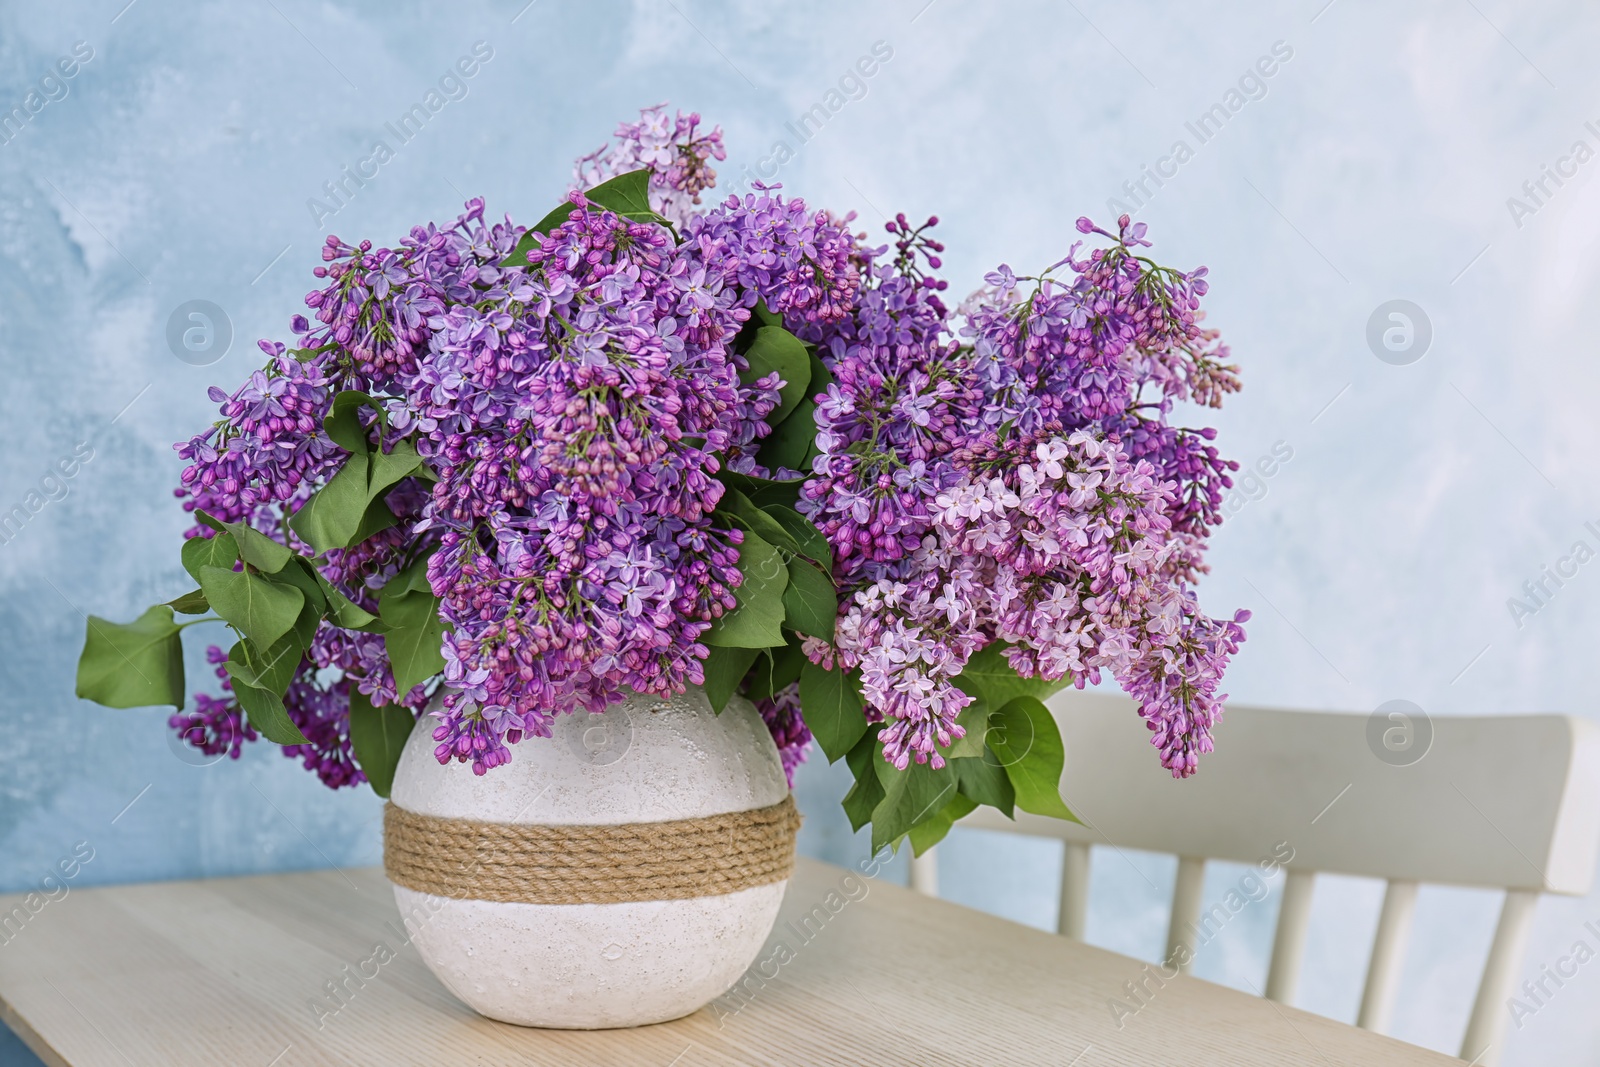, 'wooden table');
0,858,1459,1066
